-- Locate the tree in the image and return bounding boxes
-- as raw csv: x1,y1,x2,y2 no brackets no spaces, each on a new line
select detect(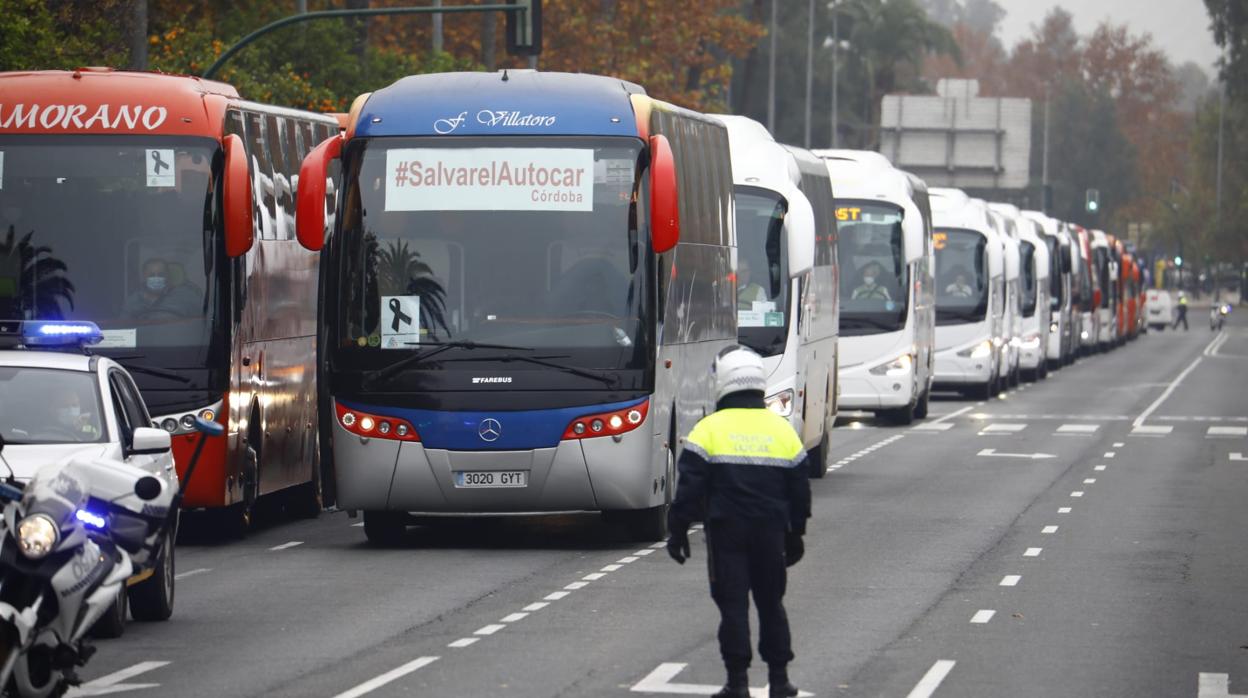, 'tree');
923,22,1008,96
